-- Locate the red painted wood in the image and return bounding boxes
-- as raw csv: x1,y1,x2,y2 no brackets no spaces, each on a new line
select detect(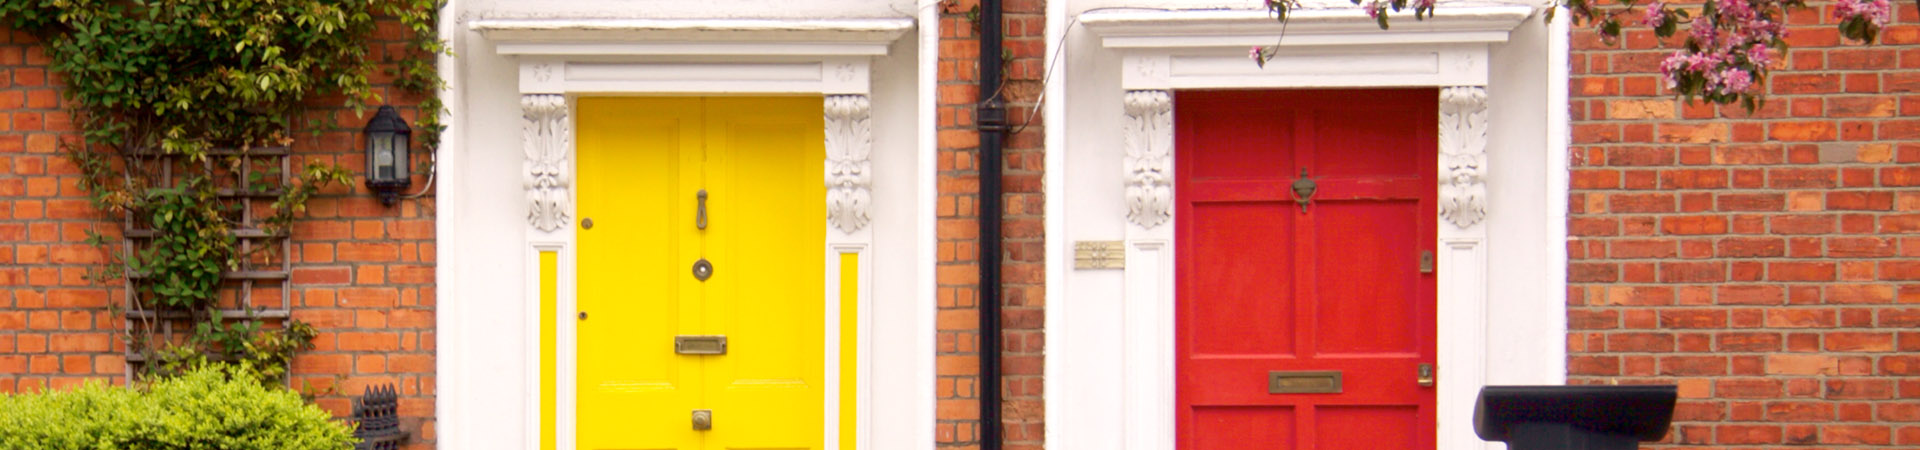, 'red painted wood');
1176,89,1438,450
